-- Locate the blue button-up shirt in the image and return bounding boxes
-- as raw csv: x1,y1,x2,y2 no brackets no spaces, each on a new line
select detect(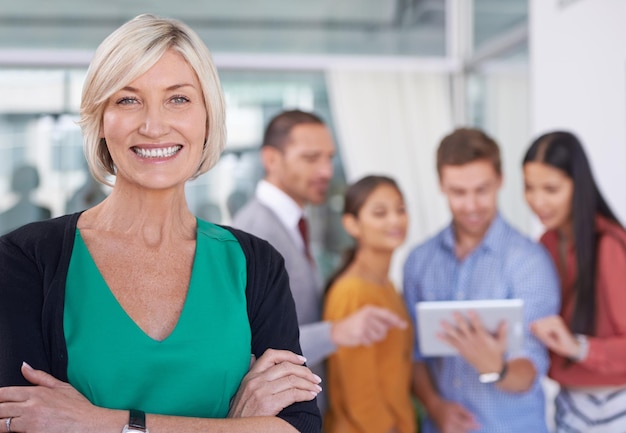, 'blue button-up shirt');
403,214,560,433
